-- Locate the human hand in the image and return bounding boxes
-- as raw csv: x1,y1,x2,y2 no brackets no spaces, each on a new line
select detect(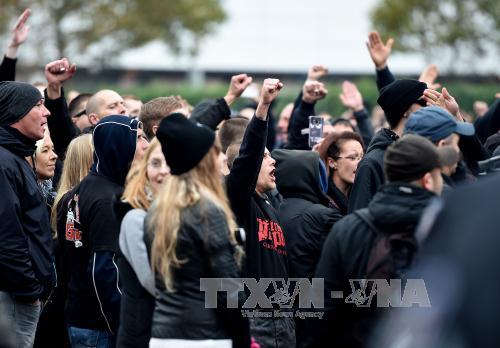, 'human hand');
302,80,328,104
419,64,441,90
423,87,460,119
307,65,329,81
339,81,363,112
6,9,31,58
224,73,253,106
366,31,394,70
45,58,77,99
45,58,77,86
255,79,283,119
